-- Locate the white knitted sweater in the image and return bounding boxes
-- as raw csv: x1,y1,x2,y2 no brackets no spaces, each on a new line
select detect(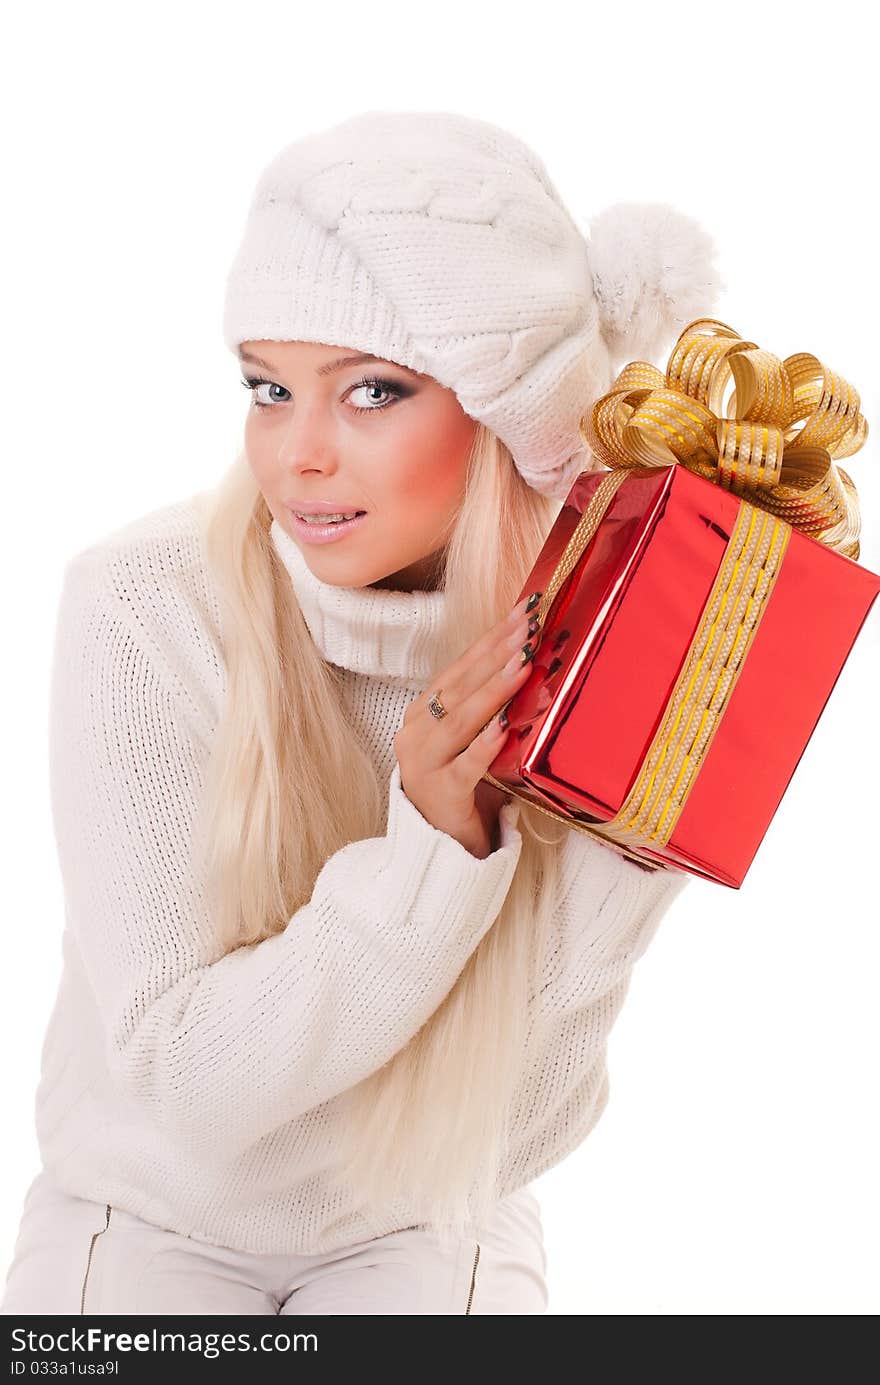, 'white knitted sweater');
34,492,689,1256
